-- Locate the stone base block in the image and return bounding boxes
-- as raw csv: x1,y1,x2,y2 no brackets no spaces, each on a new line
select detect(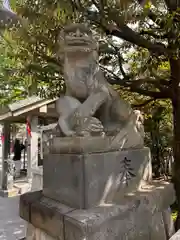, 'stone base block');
43,147,152,209
20,181,175,240
163,208,175,238
170,230,180,240
26,224,54,240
